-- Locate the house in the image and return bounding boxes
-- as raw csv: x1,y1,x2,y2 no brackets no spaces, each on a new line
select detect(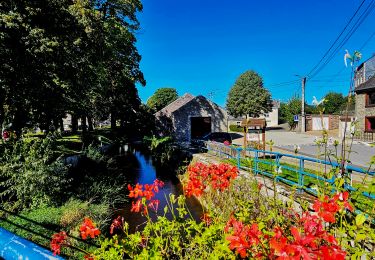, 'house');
155,93,228,142
354,54,375,134
227,100,280,129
